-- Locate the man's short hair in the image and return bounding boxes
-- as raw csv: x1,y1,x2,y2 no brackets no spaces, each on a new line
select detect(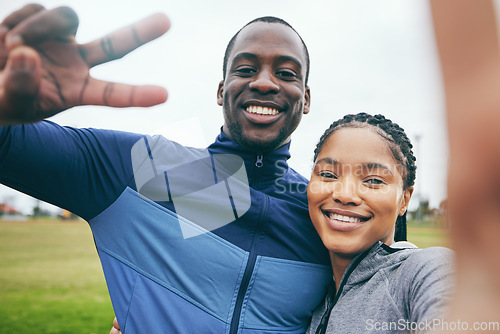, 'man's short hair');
222,16,310,85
